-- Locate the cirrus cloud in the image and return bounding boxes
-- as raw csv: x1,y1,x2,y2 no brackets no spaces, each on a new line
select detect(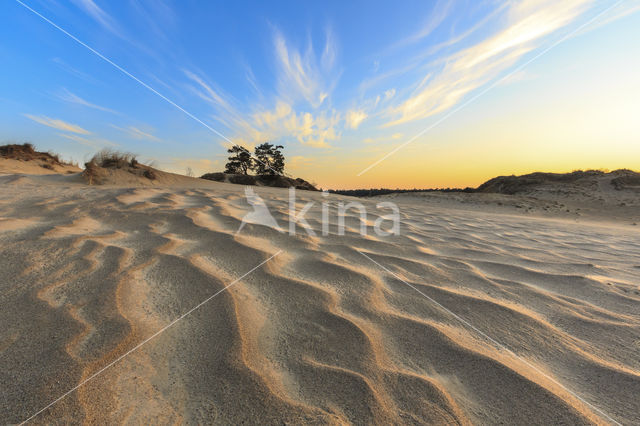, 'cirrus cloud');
24,114,90,134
